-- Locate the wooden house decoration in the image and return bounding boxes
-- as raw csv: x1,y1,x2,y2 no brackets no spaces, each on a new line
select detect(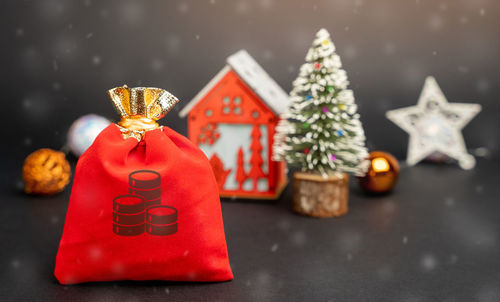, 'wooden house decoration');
179,50,290,199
